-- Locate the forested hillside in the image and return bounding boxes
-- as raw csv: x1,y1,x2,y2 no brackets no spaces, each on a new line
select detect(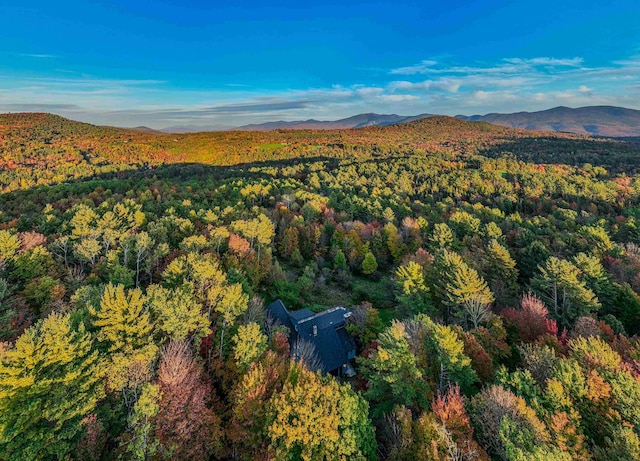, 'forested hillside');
1,113,640,460
3,112,640,193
